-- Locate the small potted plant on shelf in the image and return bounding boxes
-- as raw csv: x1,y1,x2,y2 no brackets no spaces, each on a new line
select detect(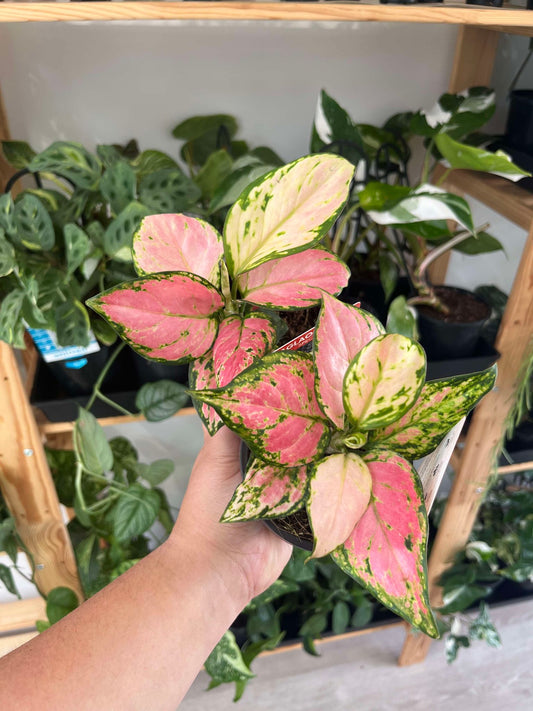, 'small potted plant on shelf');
87,153,497,654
